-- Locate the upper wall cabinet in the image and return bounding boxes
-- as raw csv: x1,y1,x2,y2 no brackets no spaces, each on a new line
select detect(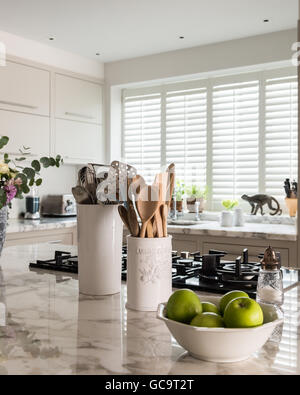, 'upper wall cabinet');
55,74,102,124
0,61,50,116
